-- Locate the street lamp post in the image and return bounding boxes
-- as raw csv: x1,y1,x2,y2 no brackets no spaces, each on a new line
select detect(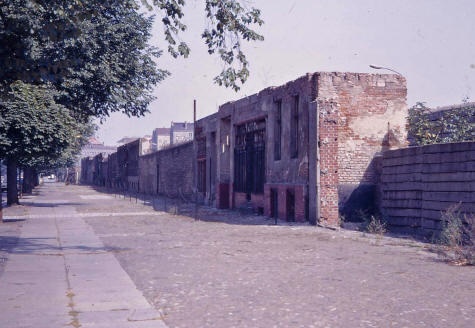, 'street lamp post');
369,65,403,76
